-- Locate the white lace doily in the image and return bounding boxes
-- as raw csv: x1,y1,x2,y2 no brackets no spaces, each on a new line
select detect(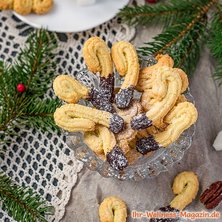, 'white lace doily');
0,10,135,222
